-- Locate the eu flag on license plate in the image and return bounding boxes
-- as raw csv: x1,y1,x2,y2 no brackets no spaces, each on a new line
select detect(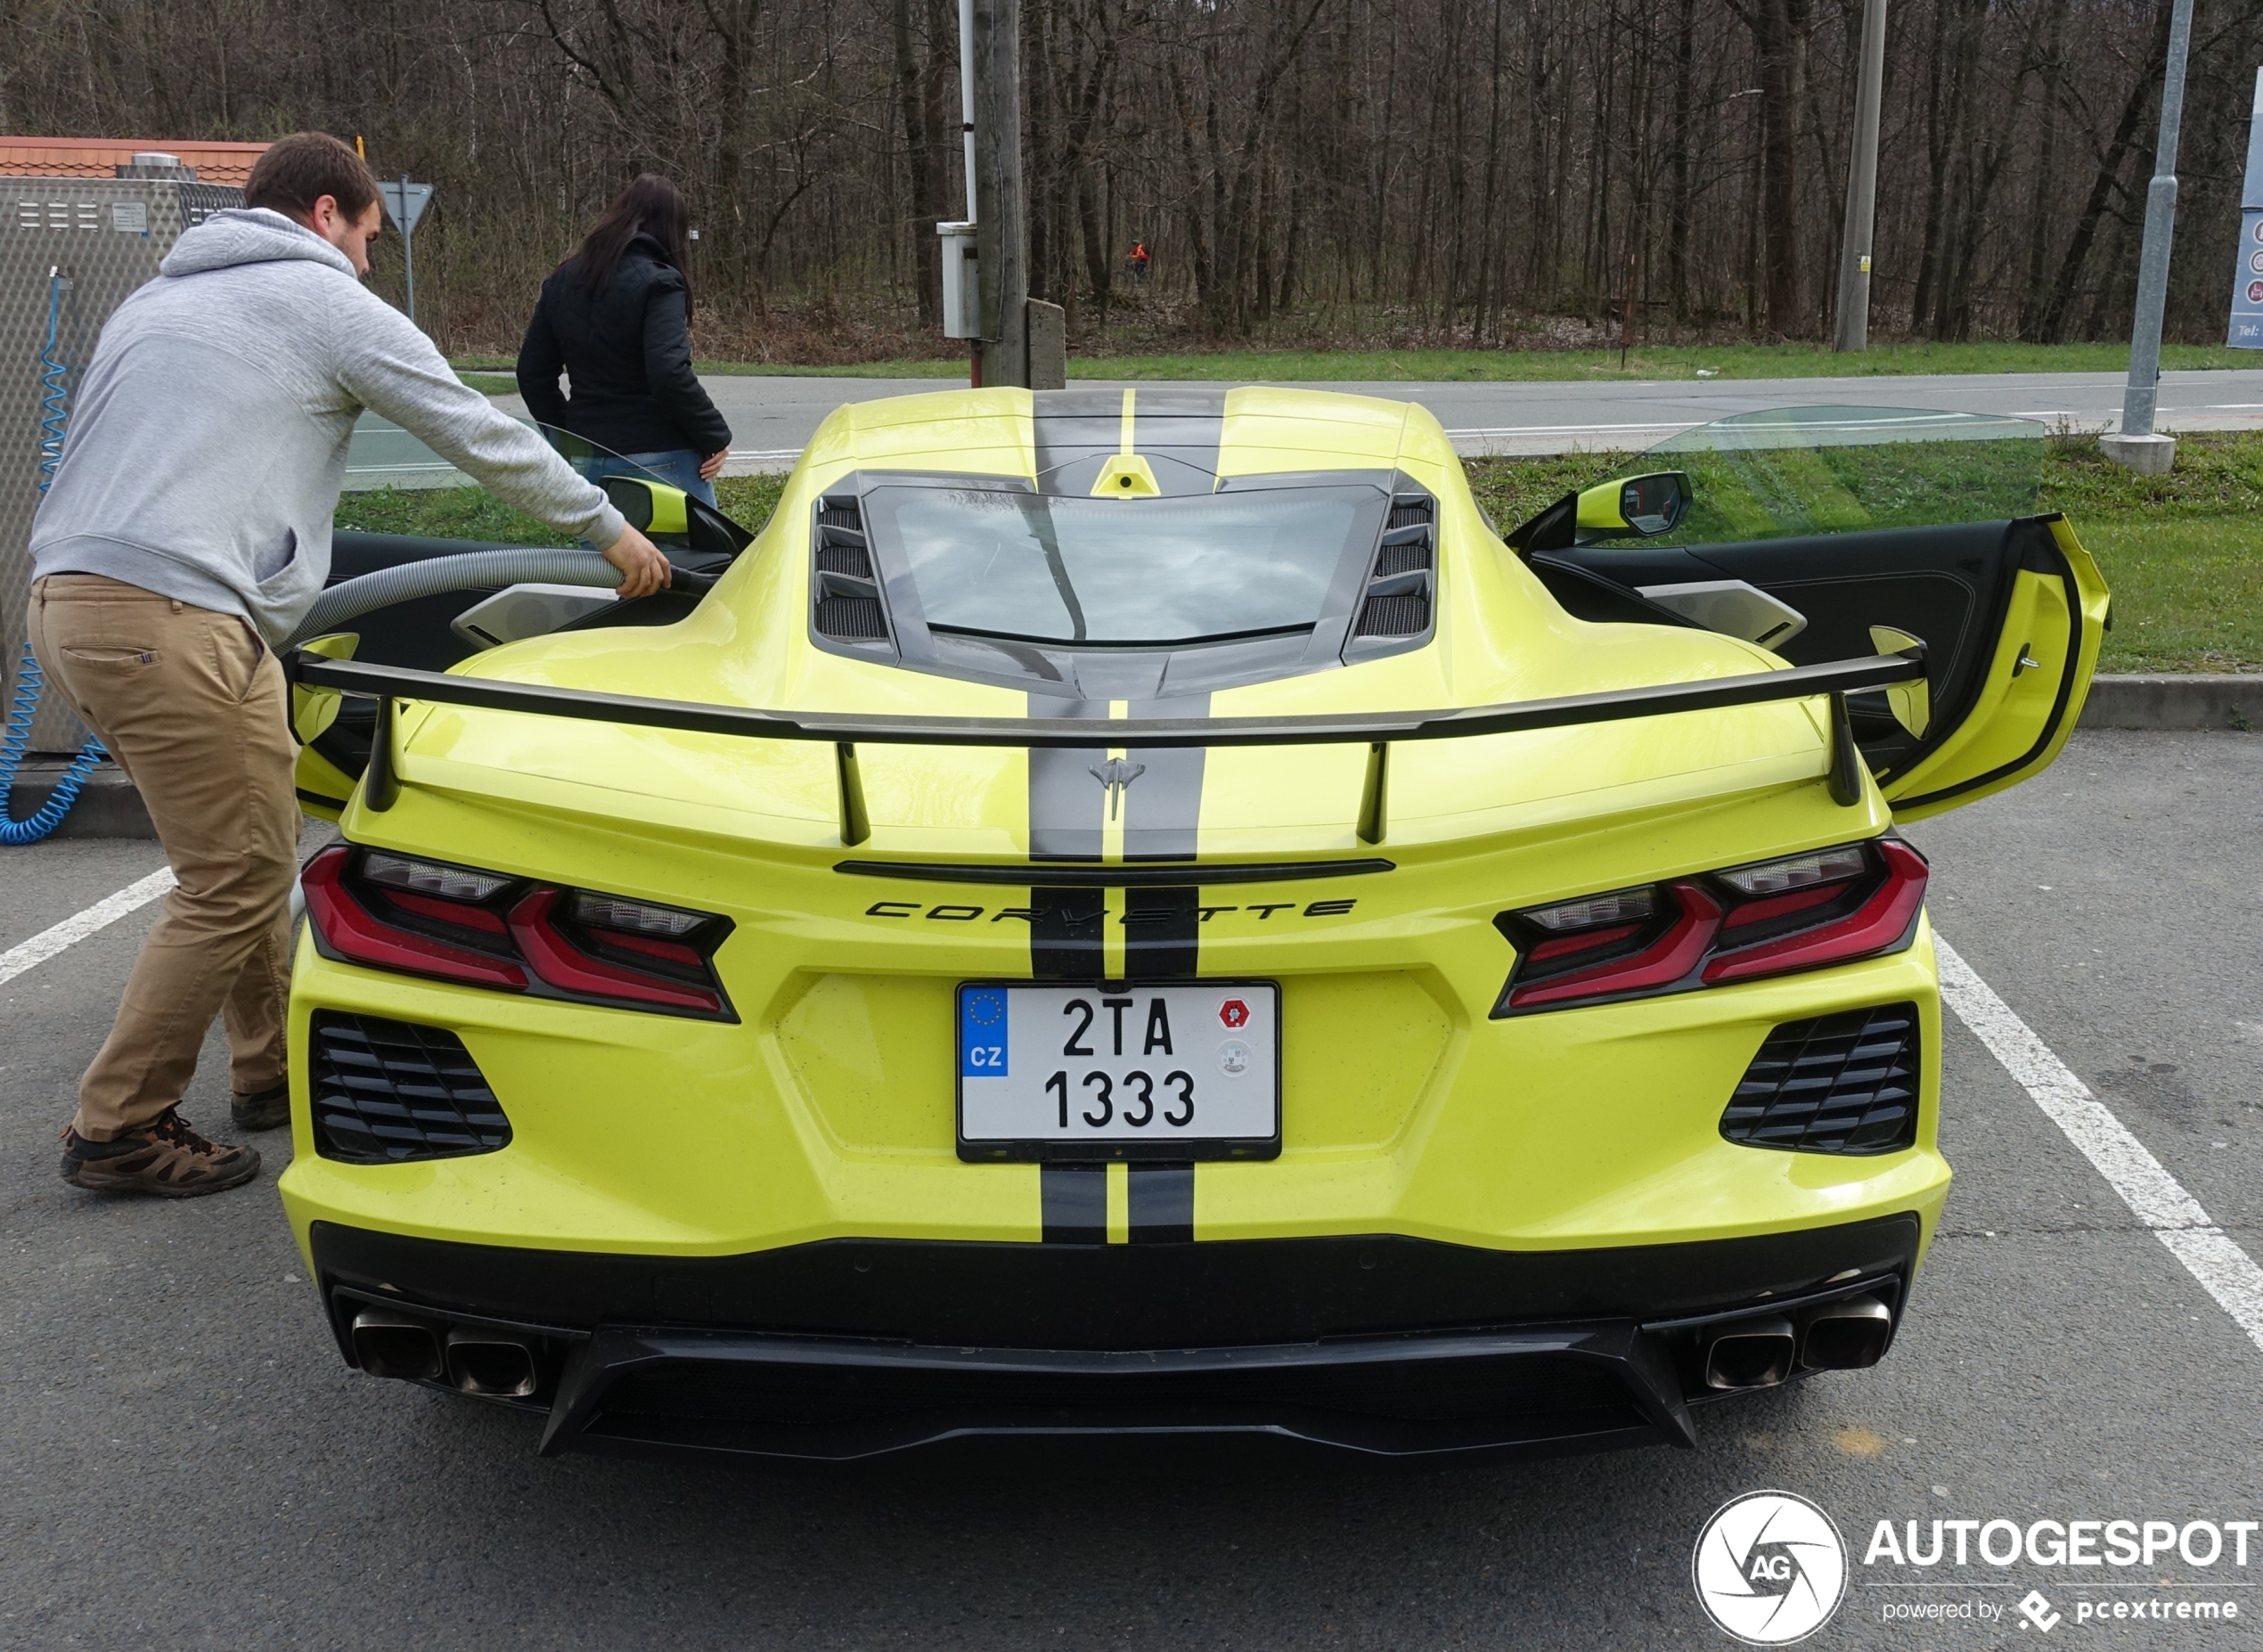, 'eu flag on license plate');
960,987,1009,1077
